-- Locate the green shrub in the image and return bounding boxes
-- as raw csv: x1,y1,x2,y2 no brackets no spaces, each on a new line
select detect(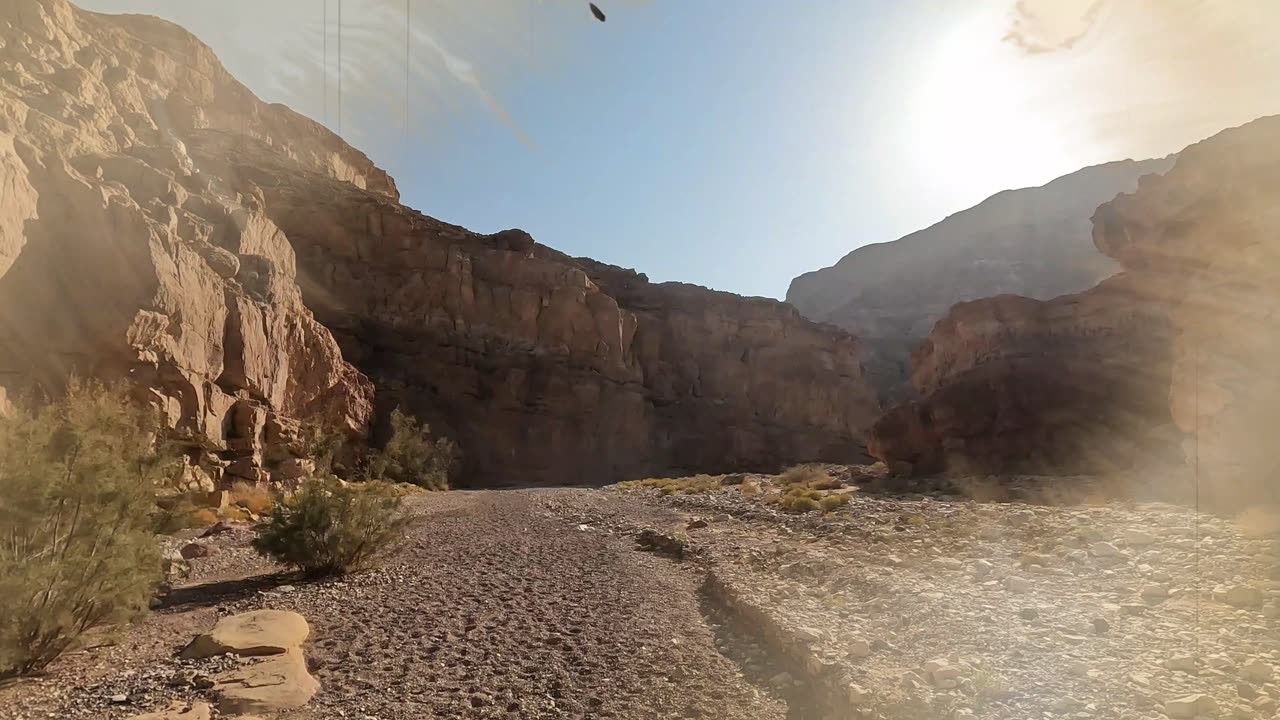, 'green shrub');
0,380,177,677
252,478,412,576
361,409,457,490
